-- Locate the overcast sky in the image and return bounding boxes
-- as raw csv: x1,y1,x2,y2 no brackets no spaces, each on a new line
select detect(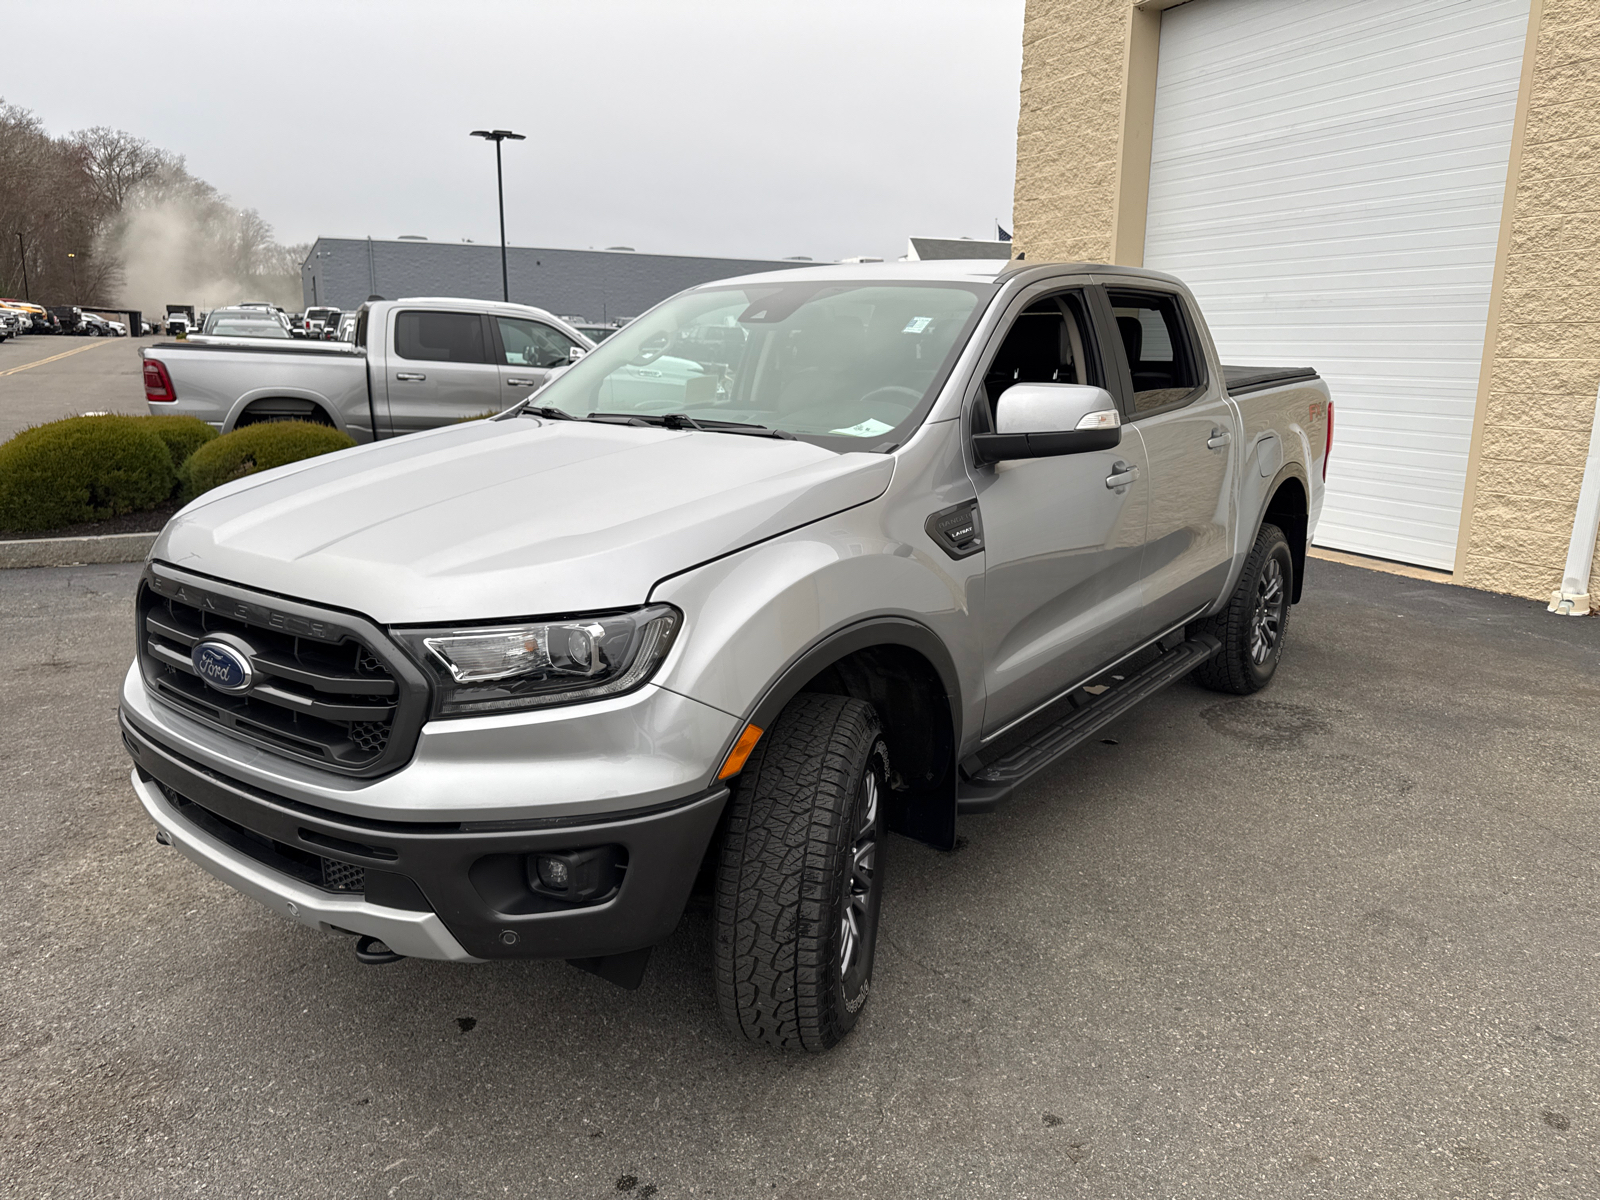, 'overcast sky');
10,0,1026,264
